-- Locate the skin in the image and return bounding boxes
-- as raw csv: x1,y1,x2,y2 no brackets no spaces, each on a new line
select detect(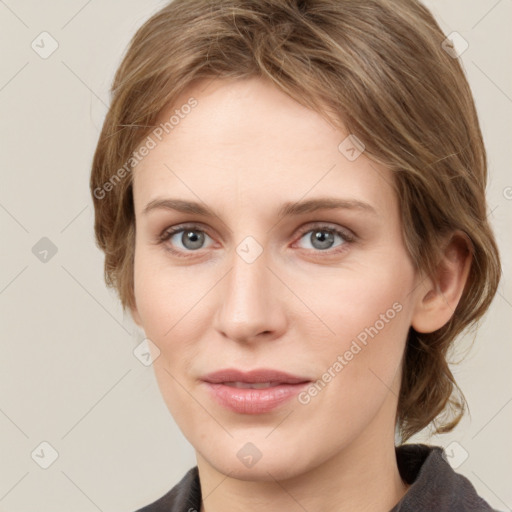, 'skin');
130,77,471,512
